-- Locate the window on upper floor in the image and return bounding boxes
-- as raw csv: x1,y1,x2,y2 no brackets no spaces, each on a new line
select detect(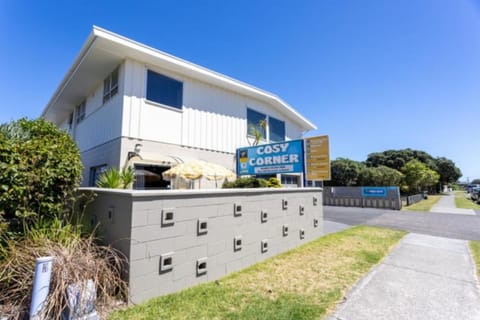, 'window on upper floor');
268,116,285,142
75,100,86,124
103,67,119,104
68,112,74,130
247,108,267,141
146,70,183,109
